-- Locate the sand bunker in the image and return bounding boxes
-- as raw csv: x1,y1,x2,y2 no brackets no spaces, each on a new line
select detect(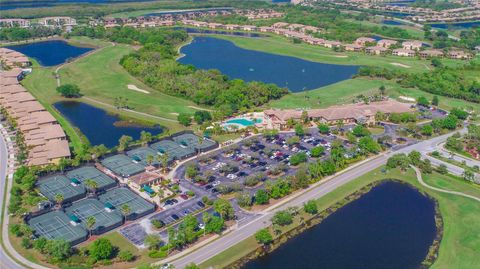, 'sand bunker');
127,84,150,94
